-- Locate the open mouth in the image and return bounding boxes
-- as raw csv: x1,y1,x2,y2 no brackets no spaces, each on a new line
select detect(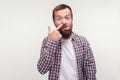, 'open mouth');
62,26,69,30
